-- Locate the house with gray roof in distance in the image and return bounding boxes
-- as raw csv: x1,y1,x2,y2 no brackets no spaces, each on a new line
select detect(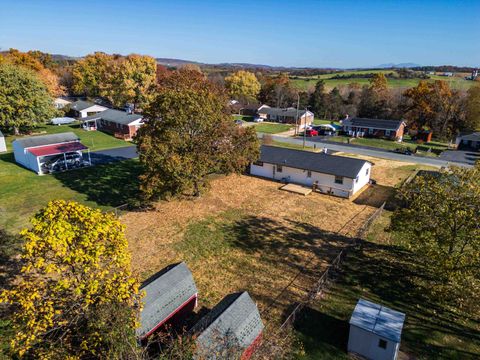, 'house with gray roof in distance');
251,145,372,198
455,132,480,151
81,109,144,140
136,262,198,341
190,291,264,360
257,105,314,129
69,100,108,118
348,299,406,360
342,116,406,141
